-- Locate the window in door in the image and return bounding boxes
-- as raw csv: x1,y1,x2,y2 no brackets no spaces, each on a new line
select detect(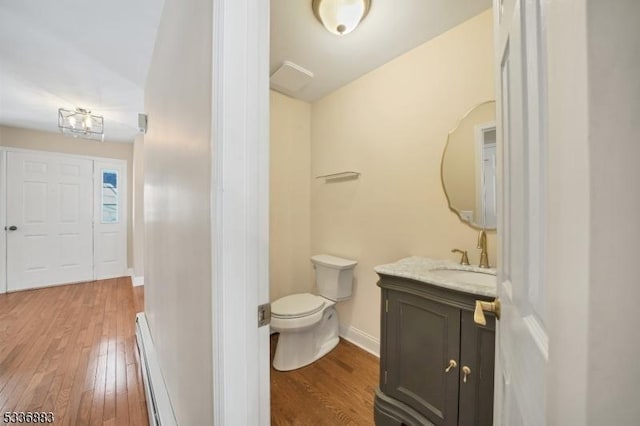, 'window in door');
101,169,119,223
